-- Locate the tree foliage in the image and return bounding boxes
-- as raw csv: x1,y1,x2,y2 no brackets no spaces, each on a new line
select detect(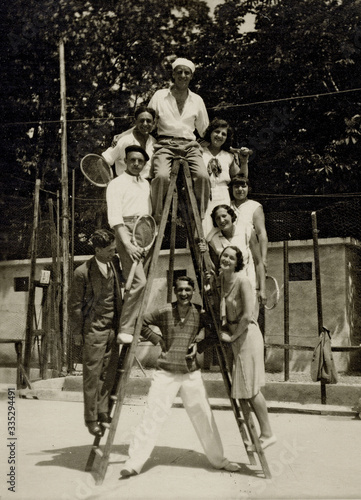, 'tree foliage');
197,0,361,195
1,0,361,257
